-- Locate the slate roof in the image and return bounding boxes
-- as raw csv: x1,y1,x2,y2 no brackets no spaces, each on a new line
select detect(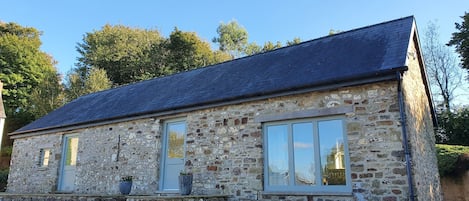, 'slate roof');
13,16,416,135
